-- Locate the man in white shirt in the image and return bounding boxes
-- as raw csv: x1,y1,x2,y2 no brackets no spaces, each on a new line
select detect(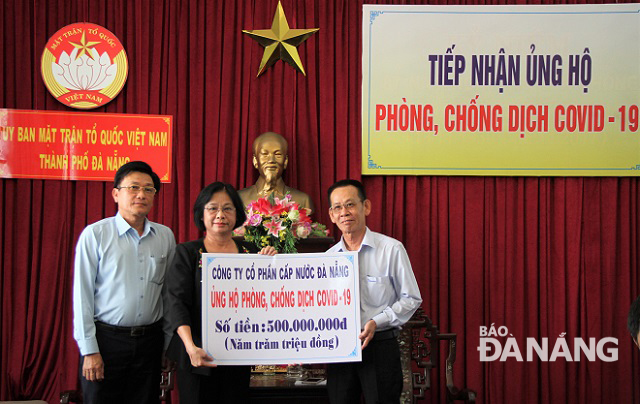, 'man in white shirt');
326,179,422,404
73,161,175,404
